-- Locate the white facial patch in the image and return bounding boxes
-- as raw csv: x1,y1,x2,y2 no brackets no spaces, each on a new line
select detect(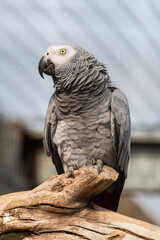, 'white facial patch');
45,44,77,67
